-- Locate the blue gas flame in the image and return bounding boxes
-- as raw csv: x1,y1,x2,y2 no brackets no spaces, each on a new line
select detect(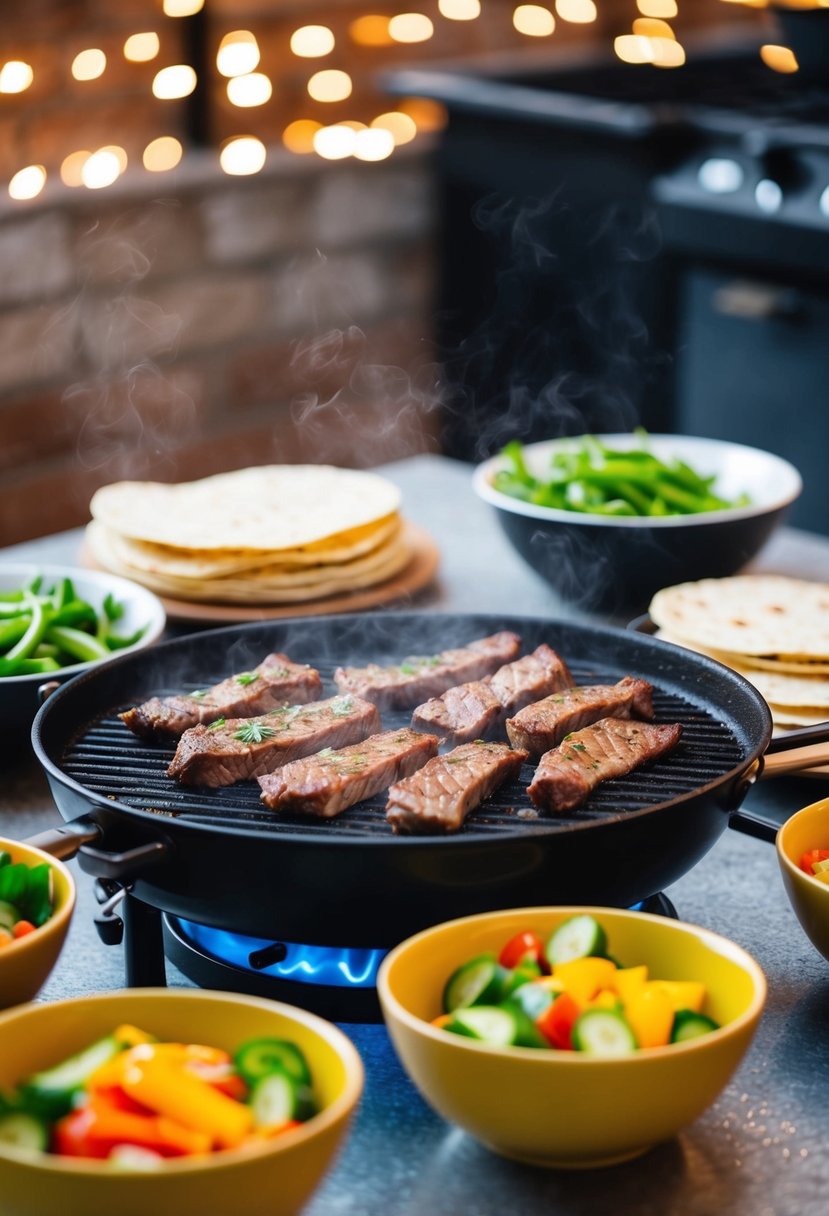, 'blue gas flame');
178,920,385,988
